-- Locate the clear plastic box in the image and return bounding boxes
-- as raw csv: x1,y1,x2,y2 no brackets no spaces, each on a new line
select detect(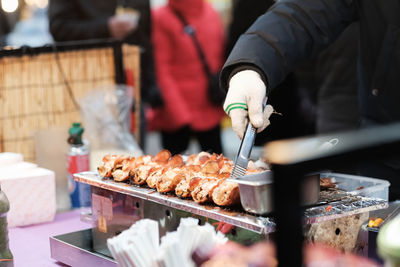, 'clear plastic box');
320,172,390,201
